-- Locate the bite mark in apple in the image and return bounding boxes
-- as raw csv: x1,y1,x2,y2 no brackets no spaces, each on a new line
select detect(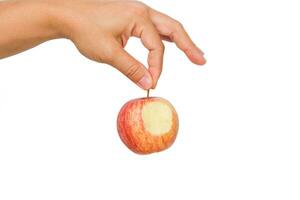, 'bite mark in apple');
142,101,173,136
